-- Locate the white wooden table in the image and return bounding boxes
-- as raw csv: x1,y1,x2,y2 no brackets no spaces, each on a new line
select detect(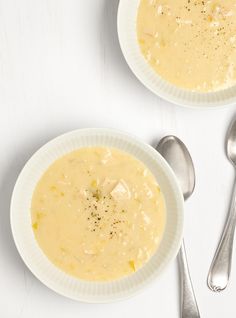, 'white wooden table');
0,1,236,317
